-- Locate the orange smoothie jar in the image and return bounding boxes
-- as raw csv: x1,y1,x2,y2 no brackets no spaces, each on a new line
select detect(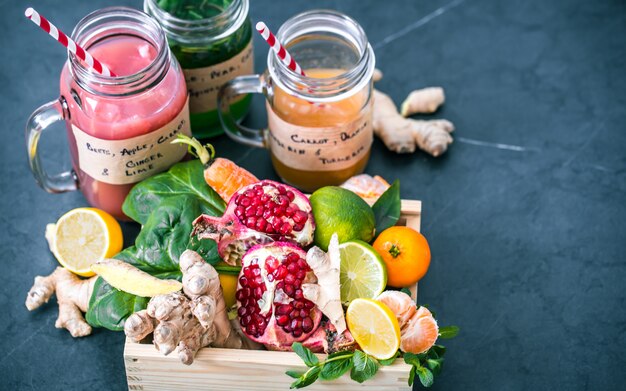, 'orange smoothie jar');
25,8,190,219
218,10,375,192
